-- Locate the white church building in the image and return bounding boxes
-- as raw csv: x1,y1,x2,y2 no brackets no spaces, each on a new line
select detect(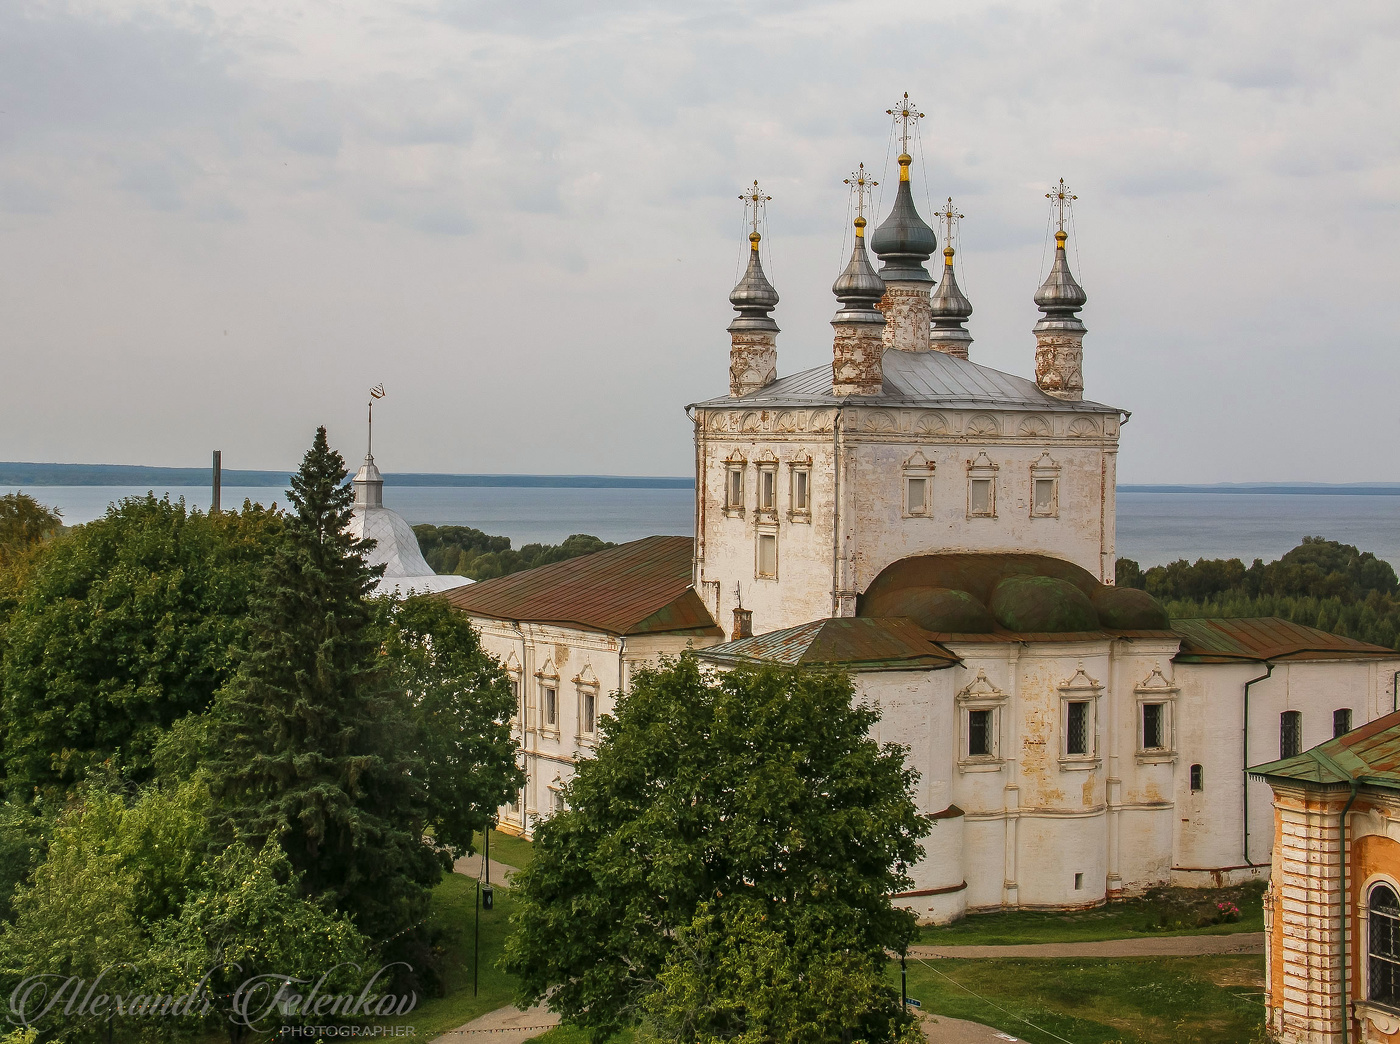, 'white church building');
446,112,1400,921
